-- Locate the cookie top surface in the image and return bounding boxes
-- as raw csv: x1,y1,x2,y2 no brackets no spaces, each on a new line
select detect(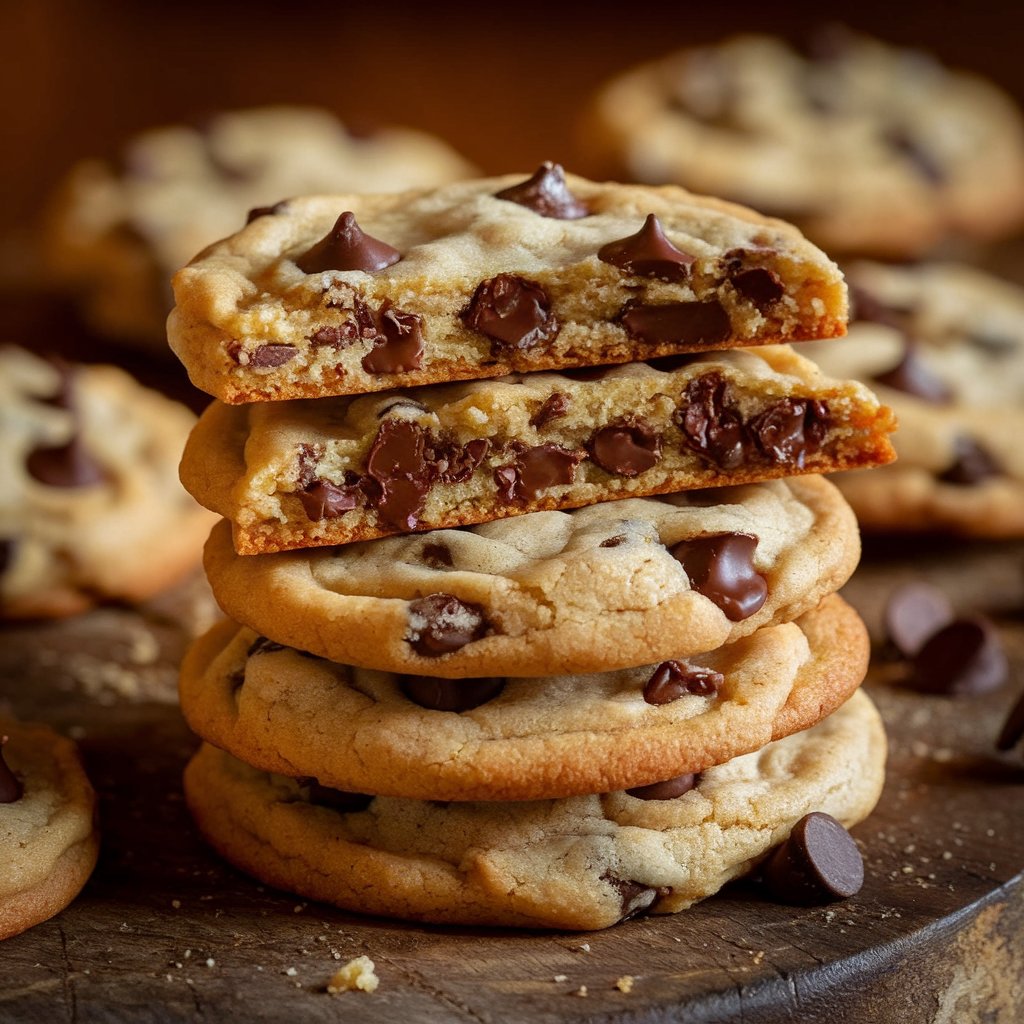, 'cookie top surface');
203,474,860,677
184,688,885,930
180,593,868,801
583,31,1024,258
0,346,215,617
169,169,847,402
